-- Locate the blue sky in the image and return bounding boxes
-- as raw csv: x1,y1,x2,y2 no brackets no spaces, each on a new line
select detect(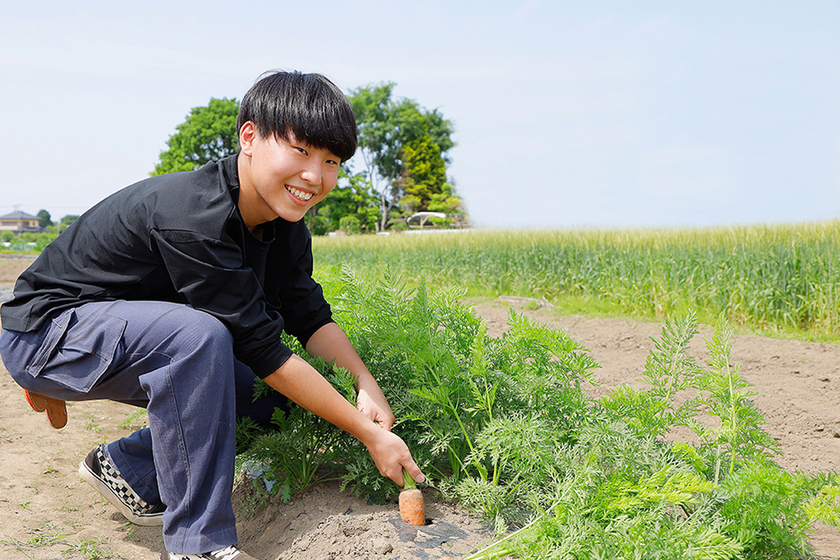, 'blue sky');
1,1,838,229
